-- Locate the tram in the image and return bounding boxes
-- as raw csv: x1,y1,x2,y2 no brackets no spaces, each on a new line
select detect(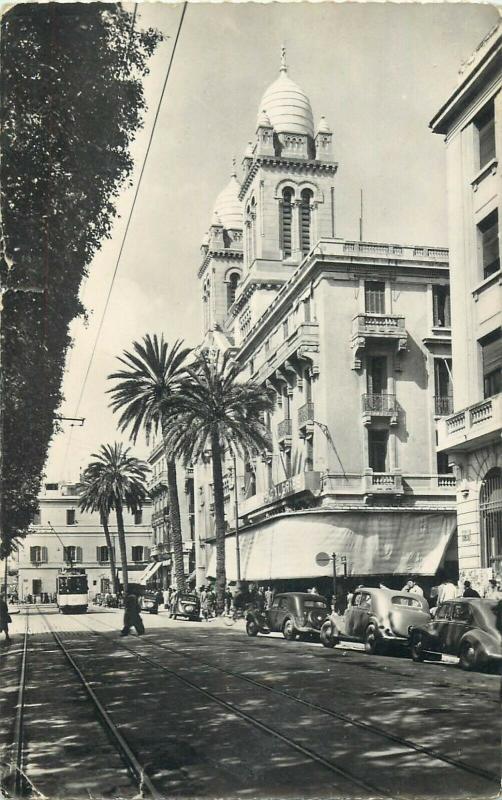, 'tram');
56,569,89,613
